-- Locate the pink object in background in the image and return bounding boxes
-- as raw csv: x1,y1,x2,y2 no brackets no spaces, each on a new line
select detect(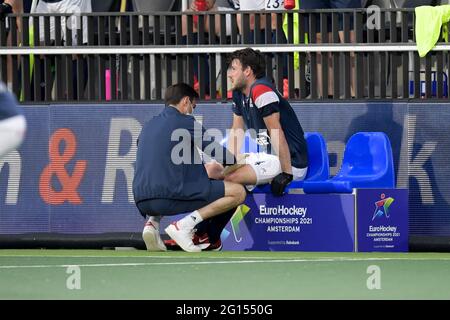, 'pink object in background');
105,69,111,101
105,69,119,100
